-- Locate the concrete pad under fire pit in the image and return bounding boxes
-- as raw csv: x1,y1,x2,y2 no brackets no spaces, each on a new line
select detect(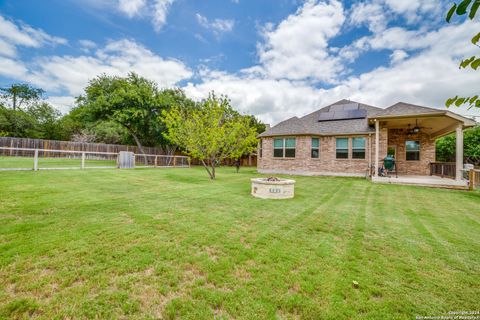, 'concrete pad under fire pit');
251,177,295,199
